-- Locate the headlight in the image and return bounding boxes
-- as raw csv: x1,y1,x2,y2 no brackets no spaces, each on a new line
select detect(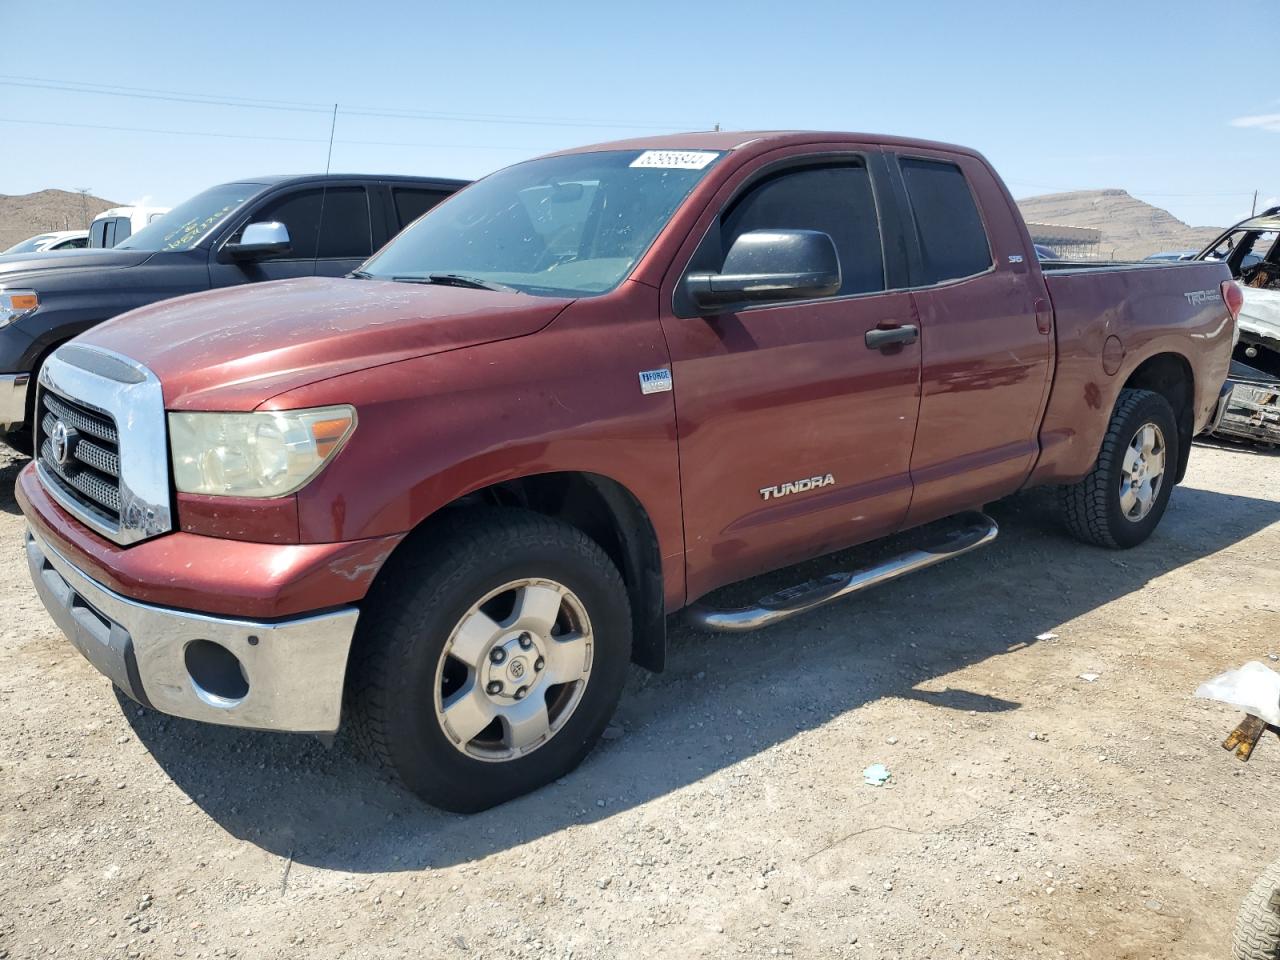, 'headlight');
169,405,356,498
0,289,39,327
